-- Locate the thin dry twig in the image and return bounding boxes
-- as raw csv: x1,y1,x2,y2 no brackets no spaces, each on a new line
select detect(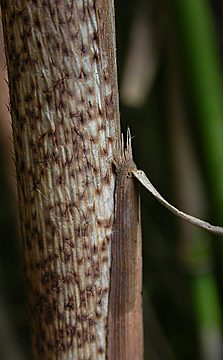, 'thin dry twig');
132,168,223,236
